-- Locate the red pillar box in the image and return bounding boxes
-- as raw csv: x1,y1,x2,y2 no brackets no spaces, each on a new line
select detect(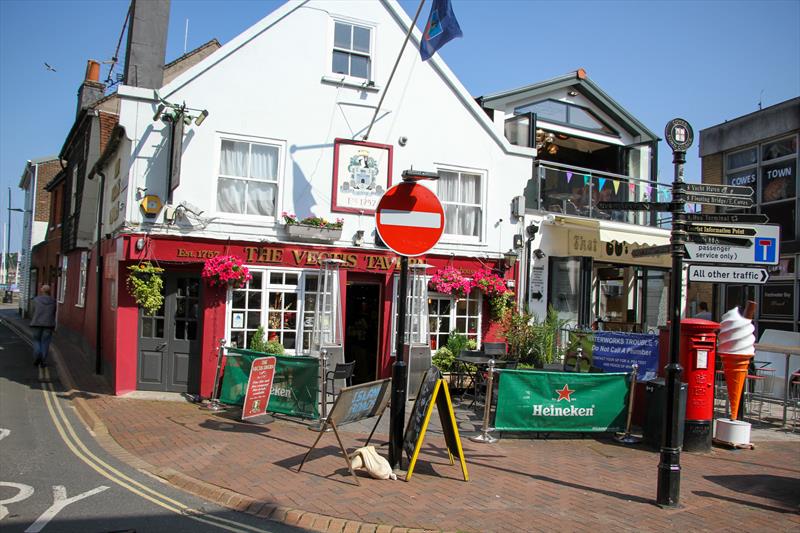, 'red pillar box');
659,319,719,452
